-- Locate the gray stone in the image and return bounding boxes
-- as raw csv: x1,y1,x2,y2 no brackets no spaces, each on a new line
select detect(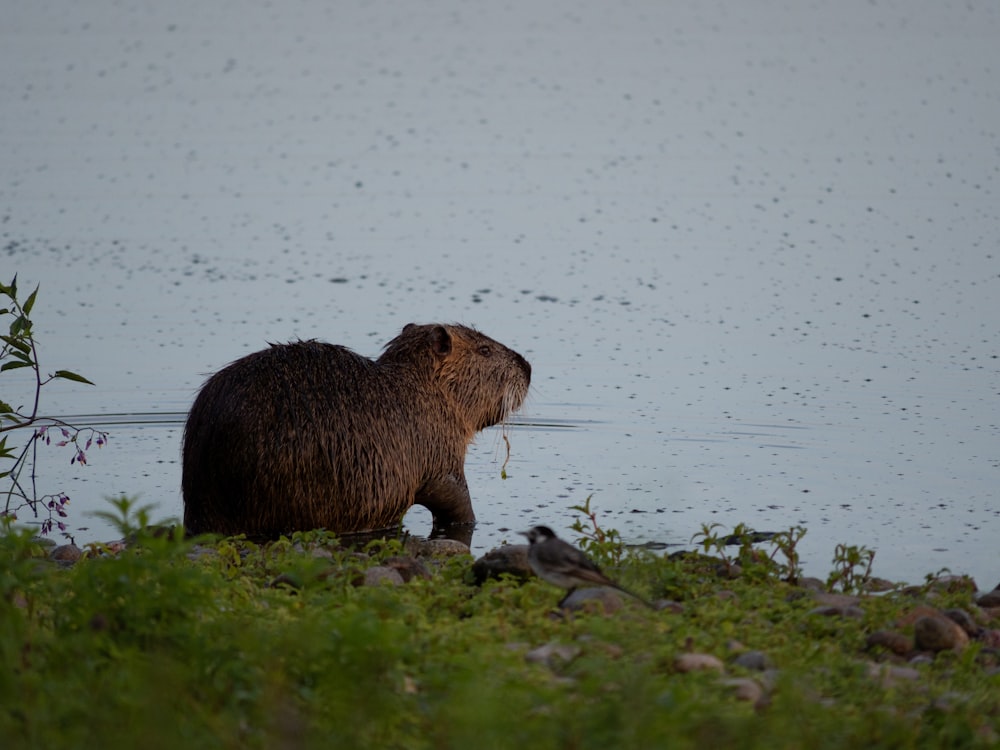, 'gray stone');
913,615,969,652
675,653,725,673
49,544,82,563
409,538,471,558
811,592,862,608
384,555,432,582
976,588,1000,609
470,543,532,584
942,608,981,637
719,677,764,704
731,650,773,671
797,577,826,591
525,642,580,667
560,586,623,614
362,565,405,587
